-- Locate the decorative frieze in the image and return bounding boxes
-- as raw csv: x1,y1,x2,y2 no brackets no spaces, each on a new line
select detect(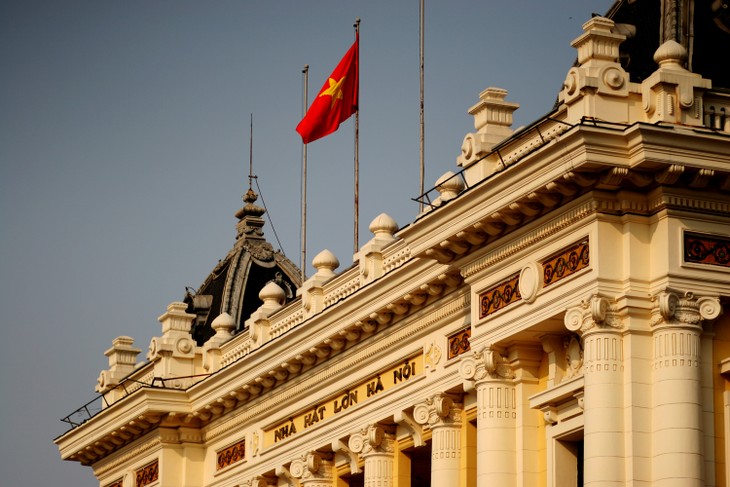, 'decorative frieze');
216,438,246,470
105,479,123,487
135,460,158,487
542,238,589,287
478,273,521,319
684,232,730,268
447,327,471,359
